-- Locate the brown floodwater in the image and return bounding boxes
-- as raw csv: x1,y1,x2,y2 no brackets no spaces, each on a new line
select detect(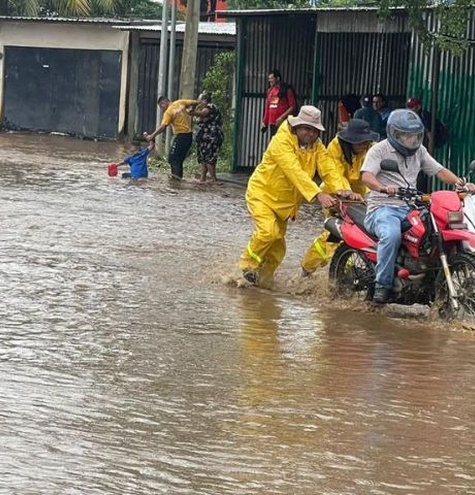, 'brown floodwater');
0,132,474,494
